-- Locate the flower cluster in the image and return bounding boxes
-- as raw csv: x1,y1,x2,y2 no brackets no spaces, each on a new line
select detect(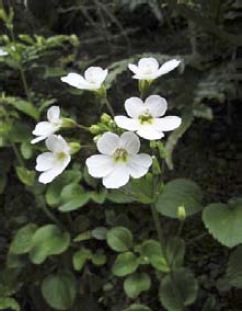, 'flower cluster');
32,57,182,188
